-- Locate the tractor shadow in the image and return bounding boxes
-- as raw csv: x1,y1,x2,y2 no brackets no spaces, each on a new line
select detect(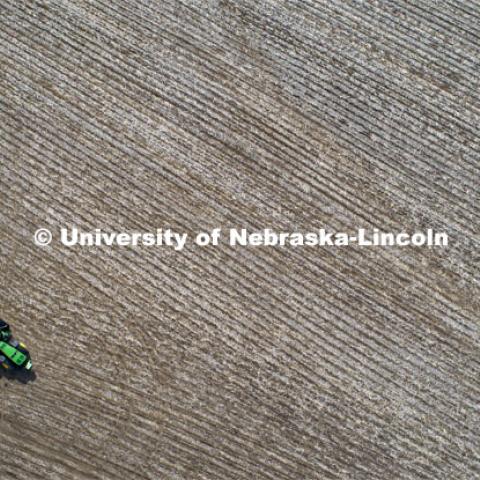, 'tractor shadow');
0,368,37,384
